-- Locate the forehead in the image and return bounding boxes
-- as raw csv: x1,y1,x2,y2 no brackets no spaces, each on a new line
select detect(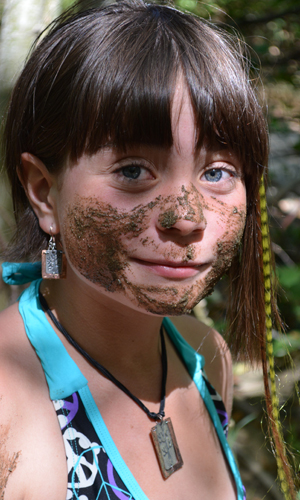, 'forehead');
171,82,195,155
153,81,233,164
